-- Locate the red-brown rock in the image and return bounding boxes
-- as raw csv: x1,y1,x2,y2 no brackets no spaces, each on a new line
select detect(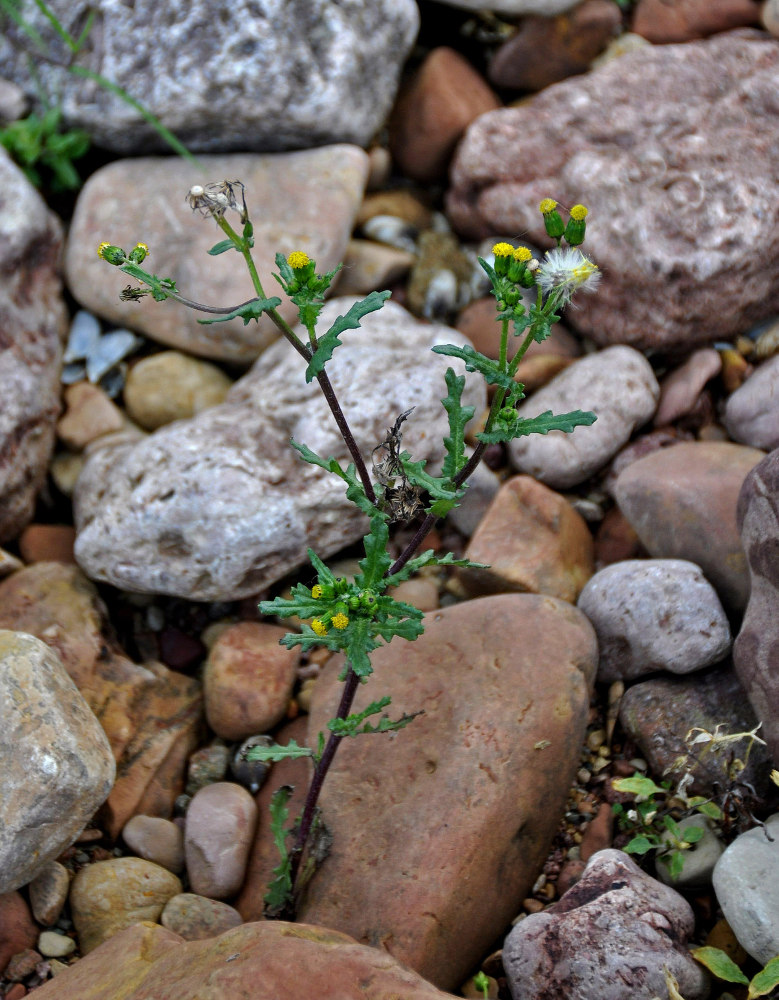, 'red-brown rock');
18,524,77,564
632,0,760,42
0,892,38,977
